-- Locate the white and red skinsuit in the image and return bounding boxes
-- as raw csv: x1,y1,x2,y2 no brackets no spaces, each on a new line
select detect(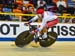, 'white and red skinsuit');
29,11,58,32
